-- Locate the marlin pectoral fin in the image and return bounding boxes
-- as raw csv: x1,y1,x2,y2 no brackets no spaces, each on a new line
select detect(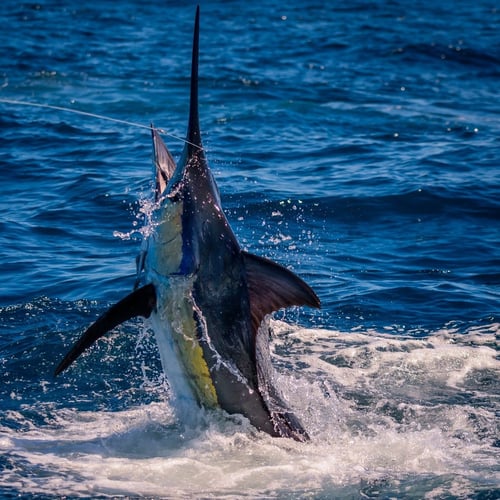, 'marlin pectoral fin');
242,251,321,332
54,283,156,376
